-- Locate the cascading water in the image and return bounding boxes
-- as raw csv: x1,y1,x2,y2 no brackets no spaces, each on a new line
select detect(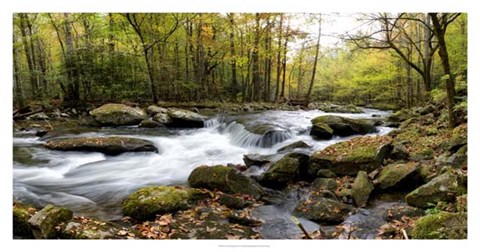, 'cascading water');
206,117,293,148
13,108,393,220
